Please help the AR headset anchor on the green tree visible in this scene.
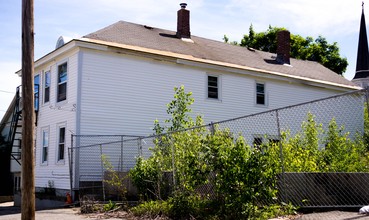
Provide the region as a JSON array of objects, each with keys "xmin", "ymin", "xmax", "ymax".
[{"xmin": 232, "ymin": 25, "xmax": 348, "ymax": 75}]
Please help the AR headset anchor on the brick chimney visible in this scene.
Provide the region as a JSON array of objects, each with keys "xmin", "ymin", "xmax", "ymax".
[
  {"xmin": 177, "ymin": 3, "xmax": 191, "ymax": 39},
  {"xmin": 276, "ymin": 30, "xmax": 290, "ymax": 65}
]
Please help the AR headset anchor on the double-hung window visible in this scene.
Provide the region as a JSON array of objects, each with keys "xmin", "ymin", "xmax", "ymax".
[
  {"xmin": 42, "ymin": 128, "xmax": 49, "ymax": 164},
  {"xmin": 57, "ymin": 63, "xmax": 67, "ymax": 102},
  {"xmin": 57, "ymin": 126, "xmax": 66, "ymax": 161},
  {"xmin": 208, "ymin": 75, "xmax": 219, "ymax": 99},
  {"xmin": 256, "ymin": 82, "xmax": 266, "ymax": 105},
  {"xmin": 34, "ymin": 75, "xmax": 40, "ymax": 111},
  {"xmin": 44, "ymin": 71, "xmax": 50, "ymax": 104}
]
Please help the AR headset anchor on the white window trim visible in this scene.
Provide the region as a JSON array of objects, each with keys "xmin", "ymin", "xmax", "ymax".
[
  {"xmin": 43, "ymin": 69, "xmax": 51, "ymax": 105},
  {"xmin": 56, "ymin": 60, "xmax": 68, "ymax": 104},
  {"xmin": 41, "ymin": 126, "xmax": 50, "ymax": 165},
  {"xmin": 206, "ymin": 73, "xmax": 222, "ymax": 101},
  {"xmin": 56, "ymin": 122, "xmax": 67, "ymax": 164},
  {"xmin": 255, "ymin": 81, "xmax": 267, "ymax": 107}
]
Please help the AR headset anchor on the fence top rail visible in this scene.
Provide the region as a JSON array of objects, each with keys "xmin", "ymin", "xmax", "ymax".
[
  {"xmin": 72, "ymin": 134, "xmax": 143, "ymax": 138},
  {"xmin": 133, "ymin": 88, "xmax": 367, "ymax": 141},
  {"xmin": 72, "ymin": 139, "xmax": 131, "ymax": 149}
]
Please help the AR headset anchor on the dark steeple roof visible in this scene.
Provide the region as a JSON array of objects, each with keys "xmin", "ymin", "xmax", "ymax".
[{"xmin": 354, "ymin": 4, "xmax": 369, "ymax": 79}]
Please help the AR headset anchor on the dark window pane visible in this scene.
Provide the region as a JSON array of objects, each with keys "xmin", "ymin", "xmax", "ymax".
[
  {"xmin": 44, "ymin": 87, "xmax": 50, "ymax": 103},
  {"xmin": 253, "ymin": 137, "xmax": 263, "ymax": 146},
  {"xmin": 58, "ymin": 83, "xmax": 67, "ymax": 102},
  {"xmin": 43, "ymin": 147, "xmax": 48, "ymax": 162},
  {"xmin": 256, "ymin": 83, "xmax": 264, "ymax": 93},
  {"xmin": 59, "ymin": 127, "xmax": 65, "ymax": 143},
  {"xmin": 58, "ymin": 144, "xmax": 64, "ymax": 160},
  {"xmin": 208, "ymin": 76, "xmax": 218, "ymax": 99},
  {"xmin": 257, "ymin": 94, "xmax": 265, "ymax": 105}
]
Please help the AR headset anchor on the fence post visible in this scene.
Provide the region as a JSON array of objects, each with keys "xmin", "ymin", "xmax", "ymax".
[
  {"xmin": 138, "ymin": 138, "xmax": 142, "ymax": 157},
  {"xmin": 210, "ymin": 122, "xmax": 215, "ymax": 135},
  {"xmin": 99, "ymin": 144, "xmax": 106, "ymax": 202},
  {"xmin": 68, "ymin": 135, "xmax": 74, "ymax": 200},
  {"xmin": 275, "ymin": 109, "xmax": 286, "ymax": 203},
  {"xmin": 171, "ymin": 135, "xmax": 176, "ymax": 190},
  {"xmin": 120, "ymin": 136, "xmax": 124, "ymax": 172},
  {"xmin": 365, "ymin": 87, "xmax": 369, "ymax": 122}
]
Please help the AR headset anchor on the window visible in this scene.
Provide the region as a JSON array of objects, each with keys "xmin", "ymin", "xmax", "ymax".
[
  {"xmin": 44, "ymin": 71, "xmax": 50, "ymax": 103},
  {"xmin": 42, "ymin": 128, "xmax": 49, "ymax": 163},
  {"xmin": 57, "ymin": 126, "xmax": 65, "ymax": 161},
  {"xmin": 256, "ymin": 82, "xmax": 265, "ymax": 105},
  {"xmin": 34, "ymin": 75, "xmax": 40, "ymax": 111},
  {"xmin": 208, "ymin": 75, "xmax": 218, "ymax": 99},
  {"xmin": 253, "ymin": 137, "xmax": 263, "ymax": 147},
  {"xmin": 57, "ymin": 63, "xmax": 67, "ymax": 102}
]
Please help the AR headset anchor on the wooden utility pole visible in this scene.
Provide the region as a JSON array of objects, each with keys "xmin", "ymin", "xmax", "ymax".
[{"xmin": 21, "ymin": 0, "xmax": 35, "ymax": 219}]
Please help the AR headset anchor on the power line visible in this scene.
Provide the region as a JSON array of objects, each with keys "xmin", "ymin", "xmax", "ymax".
[{"xmin": 0, "ymin": 89, "xmax": 14, "ymax": 94}]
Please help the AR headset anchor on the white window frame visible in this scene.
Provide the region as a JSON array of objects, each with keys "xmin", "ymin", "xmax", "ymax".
[
  {"xmin": 56, "ymin": 123, "xmax": 66, "ymax": 164},
  {"xmin": 41, "ymin": 127, "xmax": 49, "ymax": 165},
  {"xmin": 255, "ymin": 81, "xmax": 267, "ymax": 106},
  {"xmin": 206, "ymin": 74, "xmax": 221, "ymax": 101},
  {"xmin": 57, "ymin": 61, "xmax": 68, "ymax": 103},
  {"xmin": 43, "ymin": 70, "xmax": 51, "ymax": 104}
]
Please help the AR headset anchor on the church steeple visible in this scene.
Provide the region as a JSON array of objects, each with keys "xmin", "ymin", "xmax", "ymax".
[{"xmin": 354, "ymin": 2, "xmax": 369, "ymax": 79}]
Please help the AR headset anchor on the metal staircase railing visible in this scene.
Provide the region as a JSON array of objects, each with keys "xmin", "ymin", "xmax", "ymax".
[
  {"xmin": 7, "ymin": 85, "xmax": 39, "ymax": 165},
  {"xmin": 8, "ymin": 86, "xmax": 22, "ymax": 165}
]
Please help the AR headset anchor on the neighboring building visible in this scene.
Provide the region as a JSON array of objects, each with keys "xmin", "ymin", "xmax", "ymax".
[
  {"xmin": 353, "ymin": 5, "xmax": 369, "ymax": 87},
  {"xmin": 3, "ymin": 4, "xmax": 363, "ymax": 196}
]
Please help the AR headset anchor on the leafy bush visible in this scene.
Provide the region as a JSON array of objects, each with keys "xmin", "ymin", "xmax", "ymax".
[
  {"xmin": 130, "ymin": 86, "xmax": 369, "ymax": 219},
  {"xmin": 130, "ymin": 200, "xmax": 171, "ymax": 218}
]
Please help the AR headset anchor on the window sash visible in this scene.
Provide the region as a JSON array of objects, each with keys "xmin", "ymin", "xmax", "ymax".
[
  {"xmin": 42, "ymin": 130, "xmax": 49, "ymax": 163},
  {"xmin": 58, "ymin": 127, "xmax": 65, "ymax": 161},
  {"xmin": 208, "ymin": 76, "xmax": 218, "ymax": 99},
  {"xmin": 44, "ymin": 71, "xmax": 50, "ymax": 103},
  {"xmin": 57, "ymin": 63, "xmax": 67, "ymax": 102},
  {"xmin": 256, "ymin": 83, "xmax": 265, "ymax": 105},
  {"xmin": 57, "ymin": 82, "xmax": 67, "ymax": 102}
]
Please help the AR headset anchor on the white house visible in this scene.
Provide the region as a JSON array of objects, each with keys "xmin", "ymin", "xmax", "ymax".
[{"xmin": 5, "ymin": 3, "xmax": 363, "ymax": 197}]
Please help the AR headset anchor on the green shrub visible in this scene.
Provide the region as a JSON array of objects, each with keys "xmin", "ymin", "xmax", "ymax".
[
  {"xmin": 103, "ymin": 200, "xmax": 117, "ymax": 212},
  {"xmin": 131, "ymin": 200, "xmax": 171, "ymax": 218}
]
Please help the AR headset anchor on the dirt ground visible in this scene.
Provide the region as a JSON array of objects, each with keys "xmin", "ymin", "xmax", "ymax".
[{"xmin": 1, "ymin": 201, "xmax": 369, "ymax": 220}]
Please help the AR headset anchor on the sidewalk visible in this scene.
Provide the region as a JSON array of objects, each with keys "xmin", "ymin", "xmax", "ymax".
[{"xmin": 295, "ymin": 211, "xmax": 369, "ymax": 220}]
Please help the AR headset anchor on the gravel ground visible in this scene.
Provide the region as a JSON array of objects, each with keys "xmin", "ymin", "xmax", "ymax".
[
  {"xmin": 0, "ymin": 202, "xmax": 127, "ymax": 220},
  {"xmin": 1, "ymin": 201, "xmax": 369, "ymax": 220}
]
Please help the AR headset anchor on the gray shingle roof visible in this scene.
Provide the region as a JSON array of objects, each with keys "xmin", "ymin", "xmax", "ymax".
[{"xmin": 83, "ymin": 21, "xmax": 357, "ymax": 88}]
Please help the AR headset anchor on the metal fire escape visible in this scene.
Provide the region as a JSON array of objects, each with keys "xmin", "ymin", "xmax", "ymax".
[{"xmin": 7, "ymin": 85, "xmax": 39, "ymax": 165}]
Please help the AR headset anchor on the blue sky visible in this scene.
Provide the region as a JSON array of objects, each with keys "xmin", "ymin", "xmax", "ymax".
[{"xmin": 0, "ymin": 0, "xmax": 364, "ymax": 118}]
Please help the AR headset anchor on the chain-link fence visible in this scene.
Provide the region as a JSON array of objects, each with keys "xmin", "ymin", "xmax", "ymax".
[{"xmin": 70, "ymin": 88, "xmax": 369, "ymax": 207}]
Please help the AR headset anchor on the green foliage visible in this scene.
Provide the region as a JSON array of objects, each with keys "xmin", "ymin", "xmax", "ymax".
[
  {"xmin": 237, "ymin": 25, "xmax": 348, "ymax": 74},
  {"xmin": 130, "ymin": 200, "xmax": 171, "ymax": 218},
  {"xmin": 278, "ymin": 113, "xmax": 321, "ymax": 172},
  {"xmin": 364, "ymin": 104, "xmax": 369, "ymax": 151},
  {"xmin": 103, "ymin": 200, "xmax": 117, "ymax": 212},
  {"xmin": 168, "ymin": 193, "xmax": 212, "ymax": 219},
  {"xmin": 204, "ymin": 129, "xmax": 279, "ymax": 219},
  {"xmin": 101, "ymin": 155, "xmax": 127, "ymax": 201},
  {"xmin": 274, "ymin": 113, "xmax": 369, "ymax": 172},
  {"xmin": 130, "ymin": 86, "xmax": 369, "ymax": 219}
]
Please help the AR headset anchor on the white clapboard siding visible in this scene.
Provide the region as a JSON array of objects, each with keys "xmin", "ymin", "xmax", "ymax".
[{"xmin": 34, "ymin": 50, "xmax": 79, "ymax": 190}]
